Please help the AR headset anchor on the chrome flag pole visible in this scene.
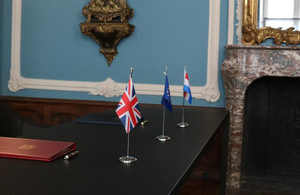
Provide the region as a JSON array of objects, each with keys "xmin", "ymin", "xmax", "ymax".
[
  {"xmin": 177, "ymin": 94, "xmax": 189, "ymax": 127},
  {"xmin": 117, "ymin": 68, "xmax": 141, "ymax": 163},
  {"xmin": 177, "ymin": 66, "xmax": 192, "ymax": 128},
  {"xmin": 156, "ymin": 67, "xmax": 171, "ymax": 142}
]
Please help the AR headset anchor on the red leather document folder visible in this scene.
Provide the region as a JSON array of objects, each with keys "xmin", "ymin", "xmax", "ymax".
[{"xmin": 0, "ymin": 137, "xmax": 76, "ymax": 161}]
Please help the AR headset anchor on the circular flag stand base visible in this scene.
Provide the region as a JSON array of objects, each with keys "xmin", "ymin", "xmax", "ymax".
[
  {"xmin": 177, "ymin": 122, "xmax": 189, "ymax": 128},
  {"xmin": 156, "ymin": 135, "xmax": 171, "ymax": 142},
  {"xmin": 119, "ymin": 156, "xmax": 137, "ymax": 164}
]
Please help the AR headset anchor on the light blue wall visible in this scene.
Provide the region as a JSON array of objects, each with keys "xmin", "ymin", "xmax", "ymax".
[
  {"xmin": 0, "ymin": 0, "xmax": 3, "ymax": 95},
  {"xmin": 1, "ymin": 0, "xmax": 228, "ymax": 107},
  {"xmin": 2, "ymin": 1, "xmax": 13, "ymax": 98}
]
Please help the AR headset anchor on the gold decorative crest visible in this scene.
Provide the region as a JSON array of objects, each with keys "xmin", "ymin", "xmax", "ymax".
[{"xmin": 80, "ymin": 0, "xmax": 135, "ymax": 66}]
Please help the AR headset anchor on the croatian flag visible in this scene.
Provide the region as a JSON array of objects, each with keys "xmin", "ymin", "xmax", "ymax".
[
  {"xmin": 116, "ymin": 78, "xmax": 141, "ymax": 133},
  {"xmin": 183, "ymin": 69, "xmax": 192, "ymax": 104}
]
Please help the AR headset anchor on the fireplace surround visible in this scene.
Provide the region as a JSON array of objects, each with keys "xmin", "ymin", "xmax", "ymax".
[{"xmin": 222, "ymin": 45, "xmax": 300, "ymax": 193}]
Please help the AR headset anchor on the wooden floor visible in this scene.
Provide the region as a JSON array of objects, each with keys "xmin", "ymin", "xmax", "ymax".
[{"xmin": 179, "ymin": 178, "xmax": 220, "ymax": 195}]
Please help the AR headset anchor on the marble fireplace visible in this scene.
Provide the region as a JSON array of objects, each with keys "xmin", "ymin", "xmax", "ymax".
[{"xmin": 222, "ymin": 45, "xmax": 300, "ymax": 193}]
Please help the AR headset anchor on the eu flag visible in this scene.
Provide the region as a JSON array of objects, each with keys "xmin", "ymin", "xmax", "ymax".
[{"xmin": 161, "ymin": 75, "xmax": 172, "ymax": 113}]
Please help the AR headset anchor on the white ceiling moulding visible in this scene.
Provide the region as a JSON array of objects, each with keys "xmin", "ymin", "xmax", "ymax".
[{"xmin": 9, "ymin": 0, "xmax": 221, "ymax": 102}]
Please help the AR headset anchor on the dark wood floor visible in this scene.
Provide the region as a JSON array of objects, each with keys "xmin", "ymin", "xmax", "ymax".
[{"xmin": 179, "ymin": 178, "xmax": 220, "ymax": 195}]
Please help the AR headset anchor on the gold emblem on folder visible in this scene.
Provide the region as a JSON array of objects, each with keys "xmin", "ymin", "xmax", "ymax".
[{"xmin": 19, "ymin": 145, "xmax": 37, "ymax": 150}]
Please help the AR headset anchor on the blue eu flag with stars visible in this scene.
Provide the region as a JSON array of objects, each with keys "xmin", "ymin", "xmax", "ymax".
[{"xmin": 161, "ymin": 75, "xmax": 172, "ymax": 113}]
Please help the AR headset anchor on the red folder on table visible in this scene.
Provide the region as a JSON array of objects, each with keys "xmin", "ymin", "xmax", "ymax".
[{"xmin": 0, "ymin": 137, "xmax": 76, "ymax": 161}]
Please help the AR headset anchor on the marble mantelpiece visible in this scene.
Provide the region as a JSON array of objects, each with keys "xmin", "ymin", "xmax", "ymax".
[{"xmin": 222, "ymin": 45, "xmax": 300, "ymax": 190}]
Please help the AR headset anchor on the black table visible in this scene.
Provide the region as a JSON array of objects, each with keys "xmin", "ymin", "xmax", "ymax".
[{"xmin": 0, "ymin": 106, "xmax": 229, "ymax": 195}]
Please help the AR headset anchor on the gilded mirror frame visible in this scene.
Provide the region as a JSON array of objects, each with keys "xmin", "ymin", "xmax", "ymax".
[{"xmin": 242, "ymin": 0, "xmax": 300, "ymax": 45}]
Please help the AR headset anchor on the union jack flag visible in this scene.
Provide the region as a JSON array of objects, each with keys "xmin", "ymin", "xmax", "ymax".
[{"xmin": 116, "ymin": 78, "xmax": 141, "ymax": 133}]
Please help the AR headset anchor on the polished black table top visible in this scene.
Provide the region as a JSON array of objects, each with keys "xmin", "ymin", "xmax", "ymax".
[{"xmin": 0, "ymin": 106, "xmax": 228, "ymax": 195}]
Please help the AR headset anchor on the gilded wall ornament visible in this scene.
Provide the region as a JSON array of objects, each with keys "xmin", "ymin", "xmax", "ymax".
[{"xmin": 80, "ymin": 0, "xmax": 135, "ymax": 66}]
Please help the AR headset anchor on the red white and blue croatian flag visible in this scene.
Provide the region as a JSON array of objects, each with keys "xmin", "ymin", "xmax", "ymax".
[
  {"xmin": 116, "ymin": 78, "xmax": 141, "ymax": 133},
  {"xmin": 183, "ymin": 68, "xmax": 192, "ymax": 104}
]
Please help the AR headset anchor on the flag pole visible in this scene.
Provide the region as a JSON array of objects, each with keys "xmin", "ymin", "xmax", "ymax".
[
  {"xmin": 177, "ymin": 66, "xmax": 189, "ymax": 128},
  {"xmin": 162, "ymin": 106, "xmax": 166, "ymax": 136},
  {"xmin": 156, "ymin": 67, "xmax": 171, "ymax": 142},
  {"xmin": 119, "ymin": 67, "xmax": 137, "ymax": 163},
  {"xmin": 126, "ymin": 131, "xmax": 130, "ymax": 157},
  {"xmin": 182, "ymin": 95, "xmax": 185, "ymax": 123},
  {"xmin": 127, "ymin": 68, "xmax": 133, "ymax": 157}
]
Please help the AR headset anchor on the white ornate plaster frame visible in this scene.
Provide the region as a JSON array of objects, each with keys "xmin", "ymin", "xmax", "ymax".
[
  {"xmin": 9, "ymin": 0, "xmax": 221, "ymax": 102},
  {"xmin": 227, "ymin": 0, "xmax": 235, "ymax": 45},
  {"xmin": 236, "ymin": 0, "xmax": 243, "ymax": 44}
]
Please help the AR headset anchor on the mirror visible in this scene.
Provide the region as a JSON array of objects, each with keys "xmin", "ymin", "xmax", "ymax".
[
  {"xmin": 258, "ymin": 0, "xmax": 300, "ymax": 30},
  {"xmin": 242, "ymin": 0, "xmax": 300, "ymax": 45}
]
